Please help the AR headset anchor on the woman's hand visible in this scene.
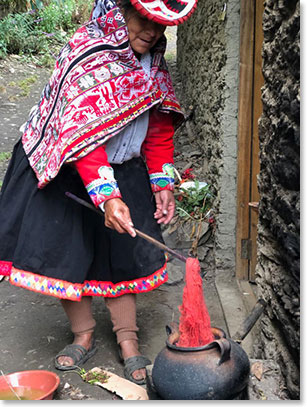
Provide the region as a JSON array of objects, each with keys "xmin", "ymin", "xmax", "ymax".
[
  {"xmin": 154, "ymin": 190, "xmax": 176, "ymax": 225},
  {"xmin": 103, "ymin": 198, "xmax": 136, "ymax": 237}
]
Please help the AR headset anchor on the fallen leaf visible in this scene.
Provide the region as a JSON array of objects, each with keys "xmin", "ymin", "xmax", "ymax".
[
  {"xmin": 86, "ymin": 367, "xmax": 149, "ymax": 400},
  {"xmin": 251, "ymin": 361, "xmax": 263, "ymax": 380},
  {"xmin": 258, "ymin": 389, "xmax": 267, "ymax": 400}
]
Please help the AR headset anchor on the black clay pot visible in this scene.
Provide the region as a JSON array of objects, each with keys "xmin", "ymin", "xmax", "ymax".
[{"xmin": 151, "ymin": 325, "xmax": 250, "ymax": 400}]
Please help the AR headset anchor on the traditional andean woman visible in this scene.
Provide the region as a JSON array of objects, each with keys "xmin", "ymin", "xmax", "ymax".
[{"xmin": 0, "ymin": 0, "xmax": 197, "ymax": 384}]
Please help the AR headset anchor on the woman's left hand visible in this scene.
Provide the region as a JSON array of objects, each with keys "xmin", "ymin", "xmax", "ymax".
[{"xmin": 154, "ymin": 190, "xmax": 176, "ymax": 225}]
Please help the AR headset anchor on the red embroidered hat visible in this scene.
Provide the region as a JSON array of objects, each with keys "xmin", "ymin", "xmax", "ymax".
[{"xmin": 130, "ymin": 0, "xmax": 198, "ymax": 26}]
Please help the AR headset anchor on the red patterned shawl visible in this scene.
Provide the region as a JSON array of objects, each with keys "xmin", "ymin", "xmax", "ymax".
[{"xmin": 22, "ymin": 3, "xmax": 183, "ymax": 188}]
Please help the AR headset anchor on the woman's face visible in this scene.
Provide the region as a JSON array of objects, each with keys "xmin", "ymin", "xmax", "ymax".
[{"xmin": 124, "ymin": 10, "xmax": 166, "ymax": 56}]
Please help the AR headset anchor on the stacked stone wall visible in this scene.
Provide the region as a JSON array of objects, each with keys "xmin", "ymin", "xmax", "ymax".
[
  {"xmin": 256, "ymin": 0, "xmax": 300, "ymax": 399},
  {"xmin": 177, "ymin": 0, "xmax": 226, "ymax": 194},
  {"xmin": 176, "ymin": 0, "xmax": 240, "ymax": 275}
]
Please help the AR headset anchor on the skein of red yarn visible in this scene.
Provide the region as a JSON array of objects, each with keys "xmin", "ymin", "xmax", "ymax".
[{"xmin": 177, "ymin": 257, "xmax": 214, "ymax": 347}]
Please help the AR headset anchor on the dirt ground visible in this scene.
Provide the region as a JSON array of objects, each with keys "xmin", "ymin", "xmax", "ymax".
[
  {"xmin": 0, "ymin": 28, "xmax": 285, "ymax": 401},
  {"xmin": 0, "ymin": 34, "xmax": 227, "ymax": 401}
]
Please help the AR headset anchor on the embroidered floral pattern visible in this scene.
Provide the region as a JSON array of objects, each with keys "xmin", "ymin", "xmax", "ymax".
[
  {"xmin": 150, "ymin": 163, "xmax": 175, "ymax": 192},
  {"xmin": 85, "ymin": 165, "xmax": 122, "ymax": 206},
  {"xmin": 8, "ymin": 264, "xmax": 168, "ymax": 300}
]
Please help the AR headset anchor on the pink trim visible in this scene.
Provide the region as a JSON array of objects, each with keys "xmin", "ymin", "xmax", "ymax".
[
  {"xmin": 0, "ymin": 260, "xmax": 12, "ymax": 276},
  {"xmin": 8, "ymin": 263, "xmax": 168, "ymax": 301}
]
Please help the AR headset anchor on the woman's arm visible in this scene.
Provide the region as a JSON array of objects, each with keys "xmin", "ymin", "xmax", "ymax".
[
  {"xmin": 73, "ymin": 146, "xmax": 122, "ymax": 207},
  {"xmin": 73, "ymin": 146, "xmax": 135, "ymax": 237},
  {"xmin": 142, "ymin": 109, "xmax": 176, "ymax": 224}
]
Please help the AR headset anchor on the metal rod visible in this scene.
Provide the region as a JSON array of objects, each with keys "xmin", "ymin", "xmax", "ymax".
[{"xmin": 65, "ymin": 192, "xmax": 188, "ymax": 263}]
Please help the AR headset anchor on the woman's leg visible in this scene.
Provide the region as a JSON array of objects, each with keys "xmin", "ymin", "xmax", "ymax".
[
  {"xmin": 57, "ymin": 296, "xmax": 96, "ymax": 367},
  {"xmin": 105, "ymin": 294, "xmax": 146, "ymax": 382},
  {"xmin": 104, "ymin": 294, "xmax": 139, "ymax": 344}
]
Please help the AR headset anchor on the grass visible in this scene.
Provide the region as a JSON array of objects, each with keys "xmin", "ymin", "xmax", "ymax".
[
  {"xmin": 0, "ymin": 152, "xmax": 12, "ymax": 189},
  {"xmin": 8, "ymin": 75, "xmax": 38, "ymax": 97},
  {"xmin": 0, "ymin": 152, "xmax": 12, "ymax": 162}
]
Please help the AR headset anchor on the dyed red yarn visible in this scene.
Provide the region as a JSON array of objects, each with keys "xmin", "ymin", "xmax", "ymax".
[{"xmin": 177, "ymin": 257, "xmax": 215, "ymax": 347}]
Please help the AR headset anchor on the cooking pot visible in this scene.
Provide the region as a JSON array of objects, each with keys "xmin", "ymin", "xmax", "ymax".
[{"xmin": 151, "ymin": 325, "xmax": 250, "ymax": 400}]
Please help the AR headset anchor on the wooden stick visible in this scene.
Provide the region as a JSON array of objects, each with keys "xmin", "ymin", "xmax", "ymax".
[
  {"xmin": 133, "ymin": 228, "xmax": 187, "ymax": 263},
  {"xmin": 232, "ymin": 299, "xmax": 266, "ymax": 343},
  {"xmin": 65, "ymin": 192, "xmax": 188, "ymax": 263}
]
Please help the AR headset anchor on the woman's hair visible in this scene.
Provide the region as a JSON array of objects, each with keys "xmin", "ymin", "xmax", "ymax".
[{"xmin": 117, "ymin": 0, "xmax": 134, "ymax": 13}]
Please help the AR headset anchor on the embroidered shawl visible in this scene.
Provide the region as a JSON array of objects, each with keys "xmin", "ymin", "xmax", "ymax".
[{"xmin": 22, "ymin": 0, "xmax": 183, "ymax": 188}]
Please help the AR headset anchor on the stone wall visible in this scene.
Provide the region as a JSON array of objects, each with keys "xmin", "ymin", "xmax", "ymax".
[
  {"xmin": 176, "ymin": 0, "xmax": 241, "ymax": 276},
  {"xmin": 255, "ymin": 0, "xmax": 300, "ymax": 399}
]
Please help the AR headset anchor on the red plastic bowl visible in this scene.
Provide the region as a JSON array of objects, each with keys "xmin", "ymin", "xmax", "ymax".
[{"xmin": 0, "ymin": 370, "xmax": 60, "ymax": 400}]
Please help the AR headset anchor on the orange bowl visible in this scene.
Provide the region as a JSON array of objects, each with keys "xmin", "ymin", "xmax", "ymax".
[{"xmin": 0, "ymin": 370, "xmax": 60, "ymax": 400}]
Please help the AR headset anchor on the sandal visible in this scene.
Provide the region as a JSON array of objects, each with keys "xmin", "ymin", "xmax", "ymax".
[
  {"xmin": 54, "ymin": 338, "xmax": 97, "ymax": 371},
  {"xmin": 118, "ymin": 347, "xmax": 151, "ymax": 385}
]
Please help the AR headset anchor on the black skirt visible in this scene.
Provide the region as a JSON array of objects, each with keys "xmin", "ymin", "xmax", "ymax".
[{"xmin": 0, "ymin": 140, "xmax": 167, "ymax": 300}]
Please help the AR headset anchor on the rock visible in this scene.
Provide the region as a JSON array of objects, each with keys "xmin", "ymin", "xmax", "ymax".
[{"xmin": 165, "ymin": 262, "xmax": 184, "ymax": 286}]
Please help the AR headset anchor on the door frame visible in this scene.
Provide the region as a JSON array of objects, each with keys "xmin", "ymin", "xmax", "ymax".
[{"xmin": 236, "ymin": 0, "xmax": 263, "ymax": 280}]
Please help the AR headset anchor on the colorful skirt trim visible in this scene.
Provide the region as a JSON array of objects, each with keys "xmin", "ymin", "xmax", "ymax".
[
  {"xmin": 3, "ymin": 262, "xmax": 167, "ymax": 301},
  {"xmin": 0, "ymin": 141, "xmax": 168, "ymax": 300}
]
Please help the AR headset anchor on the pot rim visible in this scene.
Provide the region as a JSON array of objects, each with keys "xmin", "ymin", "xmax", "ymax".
[{"xmin": 166, "ymin": 326, "xmax": 227, "ymax": 352}]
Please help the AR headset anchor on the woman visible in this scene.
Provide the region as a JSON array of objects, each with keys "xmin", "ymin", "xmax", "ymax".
[{"xmin": 0, "ymin": 0, "xmax": 197, "ymax": 384}]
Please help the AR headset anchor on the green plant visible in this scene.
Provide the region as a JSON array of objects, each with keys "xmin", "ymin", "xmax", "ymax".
[
  {"xmin": 75, "ymin": 368, "xmax": 109, "ymax": 385},
  {"xmin": 0, "ymin": 152, "xmax": 12, "ymax": 162},
  {"xmin": 0, "ymin": 39, "xmax": 7, "ymax": 59},
  {"xmin": 0, "ymin": 12, "xmax": 35, "ymax": 55},
  {"xmin": 0, "ymin": 0, "xmax": 92, "ymax": 63},
  {"xmin": 29, "ymin": 0, "xmax": 44, "ymax": 10},
  {"xmin": 37, "ymin": 0, "xmax": 73, "ymax": 33},
  {"xmin": 9, "ymin": 76, "xmax": 38, "ymax": 97},
  {"xmin": 175, "ymin": 181, "xmax": 213, "ymax": 221}
]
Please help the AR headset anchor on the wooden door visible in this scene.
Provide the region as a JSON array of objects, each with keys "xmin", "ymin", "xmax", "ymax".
[{"xmin": 236, "ymin": 0, "xmax": 264, "ymax": 281}]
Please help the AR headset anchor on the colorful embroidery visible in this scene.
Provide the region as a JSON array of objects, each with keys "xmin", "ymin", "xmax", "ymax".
[
  {"xmin": 86, "ymin": 165, "xmax": 122, "ymax": 206},
  {"xmin": 10, "ymin": 268, "xmax": 83, "ymax": 300},
  {"xmin": 82, "ymin": 265, "xmax": 168, "ymax": 297},
  {"xmin": 150, "ymin": 163, "xmax": 175, "ymax": 192},
  {"xmin": 21, "ymin": 1, "xmax": 183, "ymax": 189},
  {"xmin": 9, "ymin": 263, "xmax": 168, "ymax": 301}
]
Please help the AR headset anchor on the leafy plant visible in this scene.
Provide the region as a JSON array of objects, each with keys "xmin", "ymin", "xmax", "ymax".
[
  {"xmin": 76, "ymin": 368, "xmax": 109, "ymax": 385},
  {"xmin": 0, "ymin": 12, "xmax": 36, "ymax": 55},
  {"xmin": 0, "ymin": 39, "xmax": 7, "ymax": 59},
  {"xmin": 175, "ymin": 181, "xmax": 213, "ymax": 221},
  {"xmin": 29, "ymin": 0, "xmax": 44, "ymax": 10},
  {"xmin": 0, "ymin": 0, "xmax": 92, "ymax": 63}
]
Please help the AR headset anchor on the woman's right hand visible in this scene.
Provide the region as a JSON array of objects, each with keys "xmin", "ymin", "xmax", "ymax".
[{"xmin": 103, "ymin": 198, "xmax": 136, "ymax": 238}]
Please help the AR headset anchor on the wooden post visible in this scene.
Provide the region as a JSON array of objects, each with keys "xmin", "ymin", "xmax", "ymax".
[
  {"xmin": 236, "ymin": 0, "xmax": 255, "ymax": 280},
  {"xmin": 249, "ymin": 0, "xmax": 264, "ymax": 281}
]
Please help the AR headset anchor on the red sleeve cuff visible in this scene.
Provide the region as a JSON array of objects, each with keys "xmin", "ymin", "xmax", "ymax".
[{"xmin": 73, "ymin": 146, "xmax": 122, "ymax": 207}]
